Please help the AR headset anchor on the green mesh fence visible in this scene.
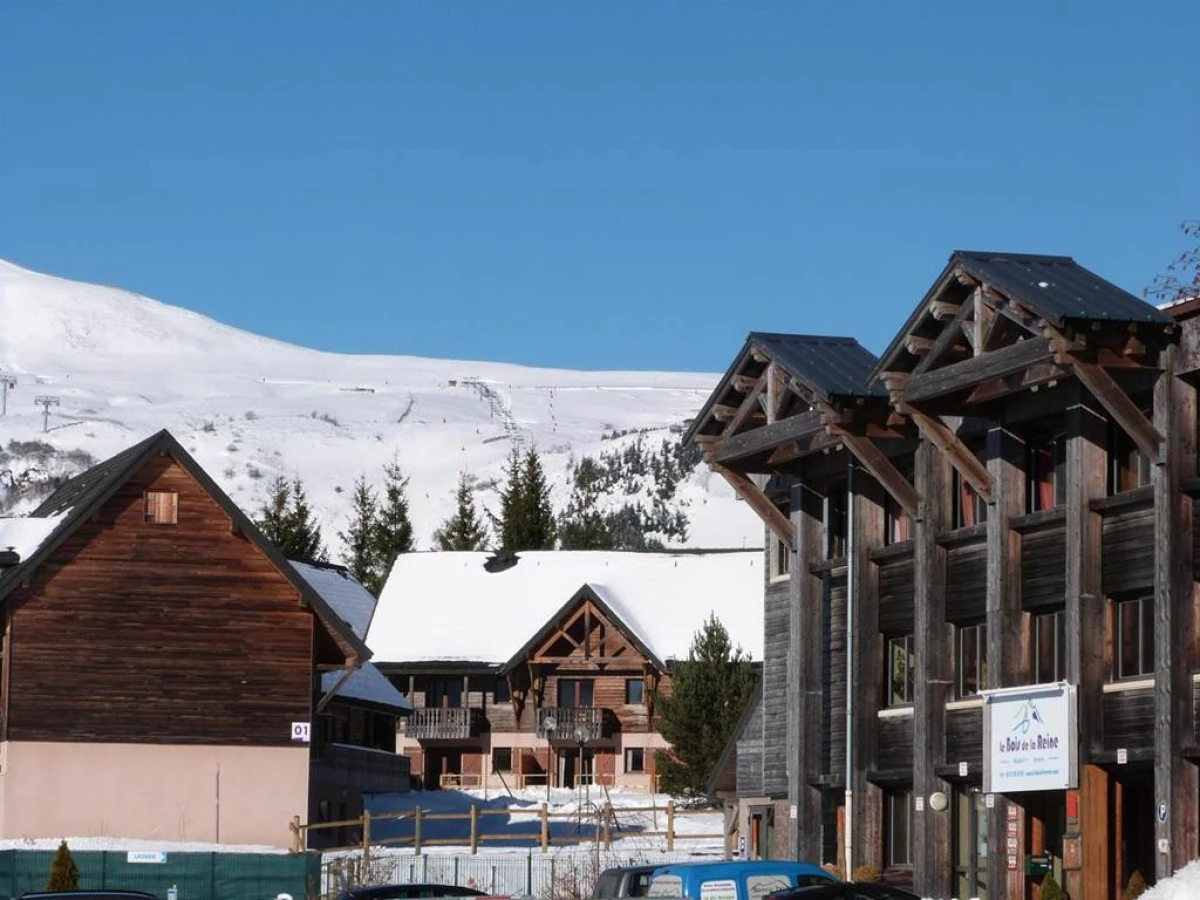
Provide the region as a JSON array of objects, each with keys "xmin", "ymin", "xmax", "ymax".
[{"xmin": 0, "ymin": 849, "xmax": 320, "ymax": 900}]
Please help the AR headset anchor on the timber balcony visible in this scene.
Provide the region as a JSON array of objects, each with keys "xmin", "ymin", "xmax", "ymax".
[
  {"xmin": 402, "ymin": 707, "xmax": 485, "ymax": 740},
  {"xmin": 536, "ymin": 706, "xmax": 609, "ymax": 740}
]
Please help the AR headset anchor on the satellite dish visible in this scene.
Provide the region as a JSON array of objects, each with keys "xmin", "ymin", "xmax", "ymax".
[{"xmin": 543, "ymin": 717, "xmax": 557, "ymax": 732}]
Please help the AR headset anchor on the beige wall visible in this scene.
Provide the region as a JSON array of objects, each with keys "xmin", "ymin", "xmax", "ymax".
[{"xmin": 0, "ymin": 742, "xmax": 308, "ymax": 847}]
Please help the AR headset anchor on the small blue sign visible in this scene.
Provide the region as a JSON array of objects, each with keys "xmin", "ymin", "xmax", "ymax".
[{"xmin": 1157, "ymin": 801, "xmax": 1168, "ymax": 824}]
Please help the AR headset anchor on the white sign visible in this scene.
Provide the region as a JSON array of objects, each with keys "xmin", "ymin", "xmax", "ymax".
[
  {"xmin": 699, "ymin": 879, "xmax": 738, "ymax": 900},
  {"xmin": 1118, "ymin": 748, "xmax": 1128, "ymax": 765},
  {"xmin": 127, "ymin": 851, "xmax": 167, "ymax": 864},
  {"xmin": 959, "ymin": 761, "xmax": 969, "ymax": 777},
  {"xmin": 983, "ymin": 682, "xmax": 1077, "ymax": 793},
  {"xmin": 738, "ymin": 835, "xmax": 747, "ymax": 859},
  {"xmin": 985, "ymin": 793, "xmax": 996, "ymax": 809},
  {"xmin": 291, "ymin": 721, "xmax": 311, "ymax": 743},
  {"xmin": 789, "ymin": 804, "xmax": 797, "ymax": 820},
  {"xmin": 914, "ymin": 795, "xmax": 925, "ymax": 812}
]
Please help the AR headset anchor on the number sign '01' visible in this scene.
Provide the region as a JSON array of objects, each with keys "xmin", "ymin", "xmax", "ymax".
[{"xmin": 983, "ymin": 682, "xmax": 1077, "ymax": 794}]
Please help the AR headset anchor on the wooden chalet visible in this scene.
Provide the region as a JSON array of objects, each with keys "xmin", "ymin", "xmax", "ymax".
[
  {"xmin": 0, "ymin": 429, "xmax": 368, "ymax": 847},
  {"xmin": 687, "ymin": 251, "xmax": 1199, "ymax": 899},
  {"xmin": 368, "ymin": 550, "xmax": 762, "ymax": 793}
]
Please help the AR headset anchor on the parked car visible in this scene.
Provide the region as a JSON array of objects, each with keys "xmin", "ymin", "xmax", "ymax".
[
  {"xmin": 646, "ymin": 861, "xmax": 836, "ymax": 900},
  {"xmin": 335, "ymin": 885, "xmax": 495, "ymax": 900},
  {"xmin": 765, "ymin": 884, "xmax": 920, "ymax": 900},
  {"xmin": 19, "ymin": 893, "xmax": 160, "ymax": 900},
  {"xmin": 593, "ymin": 865, "xmax": 661, "ymax": 899}
]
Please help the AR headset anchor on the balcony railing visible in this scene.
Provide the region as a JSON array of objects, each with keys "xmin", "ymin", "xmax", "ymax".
[
  {"xmin": 402, "ymin": 707, "xmax": 484, "ymax": 740},
  {"xmin": 536, "ymin": 706, "xmax": 606, "ymax": 740}
]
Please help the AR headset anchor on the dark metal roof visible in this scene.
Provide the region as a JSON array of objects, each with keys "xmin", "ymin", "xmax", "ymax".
[
  {"xmin": 2, "ymin": 429, "xmax": 369, "ymax": 664},
  {"xmin": 953, "ymin": 251, "xmax": 1172, "ymax": 326},
  {"xmin": 748, "ymin": 332, "xmax": 886, "ymax": 400}
]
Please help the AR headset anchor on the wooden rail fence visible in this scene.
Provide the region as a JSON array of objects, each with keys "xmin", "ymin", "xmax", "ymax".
[{"xmin": 291, "ymin": 801, "xmax": 722, "ymax": 864}]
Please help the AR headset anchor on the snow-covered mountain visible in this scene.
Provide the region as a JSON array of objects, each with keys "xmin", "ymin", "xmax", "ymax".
[{"xmin": 0, "ymin": 259, "xmax": 761, "ymax": 554}]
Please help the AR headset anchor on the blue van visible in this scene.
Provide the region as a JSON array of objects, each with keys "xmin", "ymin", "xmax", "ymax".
[{"xmin": 646, "ymin": 861, "xmax": 836, "ymax": 900}]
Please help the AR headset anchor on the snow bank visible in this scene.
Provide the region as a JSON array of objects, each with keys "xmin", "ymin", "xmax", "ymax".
[{"xmin": 1143, "ymin": 859, "xmax": 1200, "ymax": 899}]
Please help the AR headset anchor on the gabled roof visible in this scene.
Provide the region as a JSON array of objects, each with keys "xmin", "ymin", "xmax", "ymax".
[
  {"xmin": 370, "ymin": 550, "xmax": 763, "ymax": 668},
  {"xmin": 684, "ymin": 332, "xmax": 881, "ymax": 444},
  {"xmin": 498, "ymin": 583, "xmax": 667, "ymax": 674},
  {"xmin": 705, "ymin": 679, "xmax": 763, "ymax": 800},
  {"xmin": 0, "ymin": 429, "xmax": 369, "ymax": 665},
  {"xmin": 871, "ymin": 250, "xmax": 1172, "ymax": 382},
  {"xmin": 292, "ymin": 559, "xmax": 411, "ymax": 713}
]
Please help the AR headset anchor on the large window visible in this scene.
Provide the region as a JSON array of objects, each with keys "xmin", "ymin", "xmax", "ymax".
[
  {"xmin": 557, "ymin": 678, "xmax": 595, "ymax": 708},
  {"xmin": 1027, "ymin": 430, "xmax": 1066, "ymax": 513},
  {"xmin": 624, "ymin": 747, "xmax": 645, "ymax": 773},
  {"xmin": 887, "ymin": 635, "xmax": 915, "ymax": 707},
  {"xmin": 956, "ymin": 623, "xmax": 988, "ymax": 698},
  {"xmin": 770, "ymin": 533, "xmax": 791, "ymax": 580},
  {"xmin": 492, "ymin": 748, "xmax": 513, "ymax": 772},
  {"xmin": 1033, "ymin": 610, "xmax": 1067, "ymax": 684},
  {"xmin": 826, "ymin": 483, "xmax": 848, "ymax": 559},
  {"xmin": 952, "ymin": 470, "xmax": 988, "ymax": 528},
  {"xmin": 1109, "ymin": 412, "xmax": 1153, "ymax": 494},
  {"xmin": 1114, "ymin": 596, "xmax": 1155, "ymax": 680},
  {"xmin": 625, "ymin": 678, "xmax": 645, "ymax": 705},
  {"xmin": 886, "ymin": 789, "xmax": 913, "ymax": 868}
]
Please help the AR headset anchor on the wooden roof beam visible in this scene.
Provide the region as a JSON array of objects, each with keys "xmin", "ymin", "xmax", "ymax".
[
  {"xmin": 709, "ymin": 408, "xmax": 824, "ymax": 465},
  {"xmin": 731, "ymin": 374, "xmax": 760, "ymax": 393},
  {"xmin": 912, "ymin": 296, "xmax": 976, "ymax": 377},
  {"xmin": 837, "ymin": 431, "xmax": 920, "ymax": 516},
  {"xmin": 713, "ymin": 464, "xmax": 796, "ymax": 550},
  {"xmin": 722, "ymin": 374, "xmax": 769, "ymax": 437},
  {"xmin": 1071, "ymin": 361, "xmax": 1165, "ymax": 463},
  {"xmin": 905, "ymin": 335, "xmax": 936, "ymax": 356},
  {"xmin": 905, "ymin": 408, "xmax": 994, "ymax": 503}
]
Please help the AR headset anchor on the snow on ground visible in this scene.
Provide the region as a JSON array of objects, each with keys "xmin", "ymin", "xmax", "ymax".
[
  {"xmin": 372, "ymin": 550, "xmax": 764, "ymax": 664},
  {"xmin": 0, "ymin": 258, "xmax": 761, "ymax": 556},
  {"xmin": 1143, "ymin": 859, "xmax": 1200, "ymax": 899},
  {"xmin": 361, "ymin": 788, "xmax": 725, "ymax": 856}
]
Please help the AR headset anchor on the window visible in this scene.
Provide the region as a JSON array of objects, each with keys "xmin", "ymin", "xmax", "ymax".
[
  {"xmin": 1027, "ymin": 430, "xmax": 1066, "ymax": 512},
  {"xmin": 424, "ymin": 678, "xmax": 463, "ymax": 708},
  {"xmin": 1109, "ymin": 411, "xmax": 1153, "ymax": 494},
  {"xmin": 887, "ymin": 635, "xmax": 915, "ymax": 707},
  {"xmin": 1114, "ymin": 595, "xmax": 1155, "ymax": 680},
  {"xmin": 770, "ymin": 533, "xmax": 791, "ymax": 580},
  {"xmin": 493, "ymin": 677, "xmax": 511, "ymax": 703},
  {"xmin": 143, "ymin": 490, "xmax": 178, "ymax": 525},
  {"xmin": 625, "ymin": 678, "xmax": 645, "ymax": 705},
  {"xmin": 956, "ymin": 623, "xmax": 988, "ymax": 698},
  {"xmin": 557, "ymin": 678, "xmax": 595, "ymax": 708},
  {"xmin": 952, "ymin": 470, "xmax": 988, "ymax": 528},
  {"xmin": 492, "ymin": 748, "xmax": 513, "ymax": 772},
  {"xmin": 826, "ymin": 482, "xmax": 848, "ymax": 559},
  {"xmin": 1033, "ymin": 610, "xmax": 1066, "ymax": 684},
  {"xmin": 625, "ymin": 747, "xmax": 645, "ymax": 772},
  {"xmin": 883, "ymin": 493, "xmax": 912, "ymax": 545},
  {"xmin": 886, "ymin": 789, "xmax": 913, "ymax": 867}
]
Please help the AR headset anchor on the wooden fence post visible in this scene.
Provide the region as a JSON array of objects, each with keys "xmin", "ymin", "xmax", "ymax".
[
  {"xmin": 415, "ymin": 805, "xmax": 423, "ymax": 855},
  {"xmin": 541, "ymin": 802, "xmax": 549, "ymax": 853},
  {"xmin": 470, "ymin": 803, "xmax": 479, "ymax": 855},
  {"xmin": 666, "ymin": 800, "xmax": 675, "ymax": 852},
  {"xmin": 289, "ymin": 815, "xmax": 303, "ymax": 853},
  {"xmin": 361, "ymin": 808, "xmax": 372, "ymax": 873},
  {"xmin": 603, "ymin": 807, "xmax": 612, "ymax": 850}
]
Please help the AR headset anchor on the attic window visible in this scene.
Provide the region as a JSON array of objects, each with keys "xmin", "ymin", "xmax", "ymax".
[{"xmin": 144, "ymin": 491, "xmax": 179, "ymax": 525}]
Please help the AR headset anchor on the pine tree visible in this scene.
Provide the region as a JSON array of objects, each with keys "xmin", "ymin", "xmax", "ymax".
[
  {"xmin": 255, "ymin": 475, "xmax": 327, "ymax": 562},
  {"xmin": 370, "ymin": 455, "xmax": 415, "ymax": 591},
  {"xmin": 654, "ymin": 615, "xmax": 759, "ymax": 800},
  {"xmin": 46, "ymin": 840, "xmax": 80, "ymax": 891},
  {"xmin": 284, "ymin": 476, "xmax": 327, "ymax": 561},
  {"xmin": 559, "ymin": 457, "xmax": 615, "ymax": 549},
  {"xmin": 520, "ymin": 447, "xmax": 556, "ymax": 550},
  {"xmin": 1040, "ymin": 873, "xmax": 1066, "ymax": 900},
  {"xmin": 495, "ymin": 447, "xmax": 526, "ymax": 551},
  {"xmin": 433, "ymin": 472, "xmax": 490, "ymax": 551},
  {"xmin": 339, "ymin": 474, "xmax": 381, "ymax": 589}
]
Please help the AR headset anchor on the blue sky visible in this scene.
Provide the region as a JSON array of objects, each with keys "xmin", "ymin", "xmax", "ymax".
[{"xmin": 2, "ymin": 2, "xmax": 1197, "ymax": 372}]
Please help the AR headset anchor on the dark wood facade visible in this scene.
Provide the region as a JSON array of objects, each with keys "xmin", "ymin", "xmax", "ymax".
[
  {"xmin": 688, "ymin": 253, "xmax": 1200, "ymax": 898},
  {"xmin": 386, "ymin": 586, "xmax": 670, "ymax": 791}
]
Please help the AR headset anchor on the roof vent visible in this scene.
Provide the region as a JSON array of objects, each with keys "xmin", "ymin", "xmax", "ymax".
[
  {"xmin": 0, "ymin": 548, "xmax": 20, "ymax": 568},
  {"xmin": 483, "ymin": 551, "xmax": 520, "ymax": 574}
]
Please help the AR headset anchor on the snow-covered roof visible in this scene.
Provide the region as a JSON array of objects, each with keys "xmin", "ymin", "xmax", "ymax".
[
  {"xmin": 320, "ymin": 663, "xmax": 412, "ymax": 712},
  {"xmin": 370, "ymin": 550, "xmax": 763, "ymax": 667},
  {"xmin": 292, "ymin": 560, "xmax": 377, "ymax": 638},
  {"xmin": 291, "ymin": 559, "xmax": 411, "ymax": 713},
  {"xmin": 0, "ymin": 514, "xmax": 67, "ymax": 563}
]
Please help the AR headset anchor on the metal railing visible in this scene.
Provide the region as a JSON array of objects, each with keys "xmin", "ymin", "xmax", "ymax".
[
  {"xmin": 536, "ymin": 706, "xmax": 605, "ymax": 739},
  {"xmin": 403, "ymin": 707, "xmax": 483, "ymax": 740}
]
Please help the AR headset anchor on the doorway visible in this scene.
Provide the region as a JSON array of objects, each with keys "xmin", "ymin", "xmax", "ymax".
[
  {"xmin": 748, "ymin": 806, "xmax": 775, "ymax": 860},
  {"xmin": 1112, "ymin": 768, "xmax": 1155, "ymax": 897},
  {"xmin": 953, "ymin": 786, "xmax": 989, "ymax": 900},
  {"xmin": 558, "ymin": 746, "xmax": 595, "ymax": 787},
  {"xmin": 423, "ymin": 748, "xmax": 462, "ymax": 790}
]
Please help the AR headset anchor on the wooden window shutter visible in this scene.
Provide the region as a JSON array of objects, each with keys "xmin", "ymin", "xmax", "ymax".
[{"xmin": 144, "ymin": 490, "xmax": 179, "ymax": 525}]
